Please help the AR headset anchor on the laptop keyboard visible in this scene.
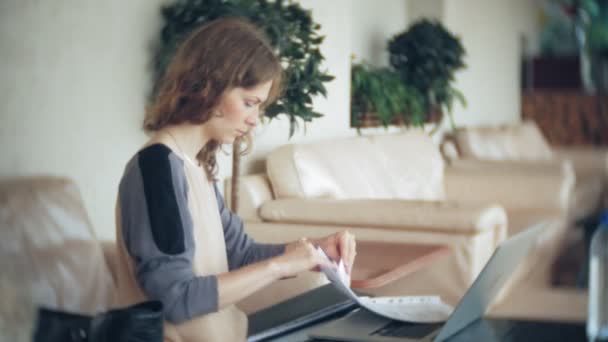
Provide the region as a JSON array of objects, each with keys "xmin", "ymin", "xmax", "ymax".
[
  {"xmin": 372, "ymin": 321, "xmax": 443, "ymax": 338},
  {"xmin": 445, "ymin": 319, "xmax": 586, "ymax": 341},
  {"xmin": 503, "ymin": 320, "xmax": 586, "ymax": 341}
]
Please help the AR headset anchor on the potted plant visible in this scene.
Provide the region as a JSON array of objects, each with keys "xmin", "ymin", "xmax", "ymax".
[
  {"xmin": 554, "ymin": 0, "xmax": 608, "ymax": 93},
  {"xmin": 583, "ymin": 0, "xmax": 608, "ymax": 93},
  {"xmin": 350, "ymin": 63, "xmax": 424, "ymax": 130},
  {"xmin": 388, "ymin": 19, "xmax": 467, "ymax": 130},
  {"xmin": 152, "ymin": 0, "xmax": 333, "ymax": 211}
]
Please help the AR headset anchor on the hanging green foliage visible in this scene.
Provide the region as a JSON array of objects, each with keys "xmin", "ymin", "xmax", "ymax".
[
  {"xmin": 350, "ymin": 63, "xmax": 424, "ymax": 129},
  {"xmin": 152, "ymin": 0, "xmax": 334, "ymax": 137}
]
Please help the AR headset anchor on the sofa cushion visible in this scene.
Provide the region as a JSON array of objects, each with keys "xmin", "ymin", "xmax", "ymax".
[
  {"xmin": 455, "ymin": 120, "xmax": 553, "ymax": 161},
  {"xmin": 0, "ymin": 177, "xmax": 115, "ymax": 314},
  {"xmin": 266, "ymin": 136, "xmax": 395, "ymax": 199},
  {"xmin": 266, "ymin": 131, "xmax": 445, "ymax": 201},
  {"xmin": 368, "ymin": 131, "xmax": 445, "ymax": 200},
  {"xmin": 259, "ymin": 198, "xmax": 506, "ymax": 236}
]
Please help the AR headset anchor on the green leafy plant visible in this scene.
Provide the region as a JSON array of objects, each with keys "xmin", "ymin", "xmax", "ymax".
[
  {"xmin": 153, "ymin": 0, "xmax": 334, "ymax": 137},
  {"xmin": 582, "ymin": 0, "xmax": 608, "ymax": 92},
  {"xmin": 350, "ymin": 63, "xmax": 424, "ymax": 129},
  {"xmin": 388, "ymin": 19, "xmax": 467, "ymax": 128},
  {"xmin": 558, "ymin": 0, "xmax": 601, "ymax": 46}
]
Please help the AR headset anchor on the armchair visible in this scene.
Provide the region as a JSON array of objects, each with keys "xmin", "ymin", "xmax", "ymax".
[
  {"xmin": 0, "ymin": 177, "xmax": 117, "ymax": 340},
  {"xmin": 442, "ymin": 120, "xmax": 607, "ymax": 228}
]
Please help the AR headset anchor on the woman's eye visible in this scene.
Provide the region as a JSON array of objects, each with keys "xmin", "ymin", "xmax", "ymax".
[{"xmin": 245, "ymin": 101, "xmax": 255, "ymax": 108}]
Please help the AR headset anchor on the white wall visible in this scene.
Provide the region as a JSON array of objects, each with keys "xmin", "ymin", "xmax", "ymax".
[
  {"xmin": 408, "ymin": 0, "xmax": 443, "ymax": 22},
  {"xmin": 0, "ymin": 0, "xmax": 539, "ymax": 239},
  {"xmin": 0, "ymin": 0, "xmax": 164, "ymax": 239},
  {"xmin": 443, "ymin": 0, "xmax": 538, "ymax": 127},
  {"xmin": 350, "ymin": 0, "xmax": 408, "ymax": 67}
]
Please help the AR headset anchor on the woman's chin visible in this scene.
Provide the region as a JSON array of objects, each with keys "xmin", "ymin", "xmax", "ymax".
[
  {"xmin": 221, "ymin": 136, "xmax": 237, "ymax": 145},
  {"xmin": 218, "ymin": 132, "xmax": 244, "ymax": 144}
]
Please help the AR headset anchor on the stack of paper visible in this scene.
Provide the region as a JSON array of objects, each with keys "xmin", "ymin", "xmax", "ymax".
[{"xmin": 316, "ymin": 247, "xmax": 453, "ymax": 323}]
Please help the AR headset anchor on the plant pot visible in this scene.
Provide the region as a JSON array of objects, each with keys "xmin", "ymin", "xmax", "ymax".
[
  {"xmin": 352, "ymin": 109, "xmax": 443, "ymax": 129},
  {"xmin": 426, "ymin": 107, "xmax": 443, "ymax": 124}
]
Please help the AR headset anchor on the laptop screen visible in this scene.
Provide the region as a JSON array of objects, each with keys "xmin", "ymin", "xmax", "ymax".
[{"xmin": 435, "ymin": 222, "xmax": 547, "ymax": 341}]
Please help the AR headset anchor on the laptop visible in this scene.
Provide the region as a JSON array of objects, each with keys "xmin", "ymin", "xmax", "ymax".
[{"xmin": 308, "ymin": 221, "xmax": 552, "ymax": 342}]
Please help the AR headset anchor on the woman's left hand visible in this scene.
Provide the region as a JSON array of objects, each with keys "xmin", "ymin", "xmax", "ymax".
[{"xmin": 314, "ymin": 230, "xmax": 357, "ymax": 275}]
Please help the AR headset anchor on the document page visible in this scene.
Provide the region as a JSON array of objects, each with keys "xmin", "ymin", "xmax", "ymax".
[{"xmin": 317, "ymin": 247, "xmax": 453, "ymax": 323}]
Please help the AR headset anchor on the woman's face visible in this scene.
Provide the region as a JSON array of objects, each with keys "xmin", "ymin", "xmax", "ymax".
[{"xmin": 207, "ymin": 80, "xmax": 273, "ymax": 144}]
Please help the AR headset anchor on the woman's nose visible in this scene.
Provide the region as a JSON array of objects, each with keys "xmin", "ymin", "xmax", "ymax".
[{"xmin": 245, "ymin": 115, "xmax": 258, "ymax": 127}]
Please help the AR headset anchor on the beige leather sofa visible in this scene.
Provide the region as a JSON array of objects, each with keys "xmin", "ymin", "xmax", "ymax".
[
  {"xmin": 0, "ymin": 176, "xmax": 311, "ymax": 340},
  {"xmin": 230, "ymin": 130, "xmax": 524, "ymax": 305},
  {"xmin": 230, "ymin": 130, "xmax": 591, "ymax": 317},
  {"xmin": 0, "ymin": 177, "xmax": 116, "ymax": 340},
  {"xmin": 442, "ymin": 120, "xmax": 607, "ymax": 228}
]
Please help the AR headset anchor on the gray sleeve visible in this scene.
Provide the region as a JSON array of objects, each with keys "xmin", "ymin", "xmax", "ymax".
[
  {"xmin": 118, "ymin": 145, "xmax": 218, "ymax": 324},
  {"xmin": 214, "ymin": 183, "xmax": 286, "ymax": 270}
]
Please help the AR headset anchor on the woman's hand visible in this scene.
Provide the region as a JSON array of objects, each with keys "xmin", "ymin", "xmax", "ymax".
[
  {"xmin": 272, "ymin": 238, "xmax": 337, "ymax": 279},
  {"xmin": 313, "ymin": 231, "xmax": 357, "ymax": 275}
]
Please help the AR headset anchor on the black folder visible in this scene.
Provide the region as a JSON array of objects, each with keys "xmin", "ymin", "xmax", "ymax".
[{"xmin": 247, "ymin": 284, "xmax": 357, "ymax": 342}]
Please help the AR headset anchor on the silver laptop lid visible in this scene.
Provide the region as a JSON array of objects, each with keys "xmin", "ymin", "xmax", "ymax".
[{"xmin": 434, "ymin": 221, "xmax": 550, "ymax": 341}]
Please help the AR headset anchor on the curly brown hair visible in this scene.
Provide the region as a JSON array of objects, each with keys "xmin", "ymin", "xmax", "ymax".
[{"xmin": 145, "ymin": 17, "xmax": 282, "ymax": 178}]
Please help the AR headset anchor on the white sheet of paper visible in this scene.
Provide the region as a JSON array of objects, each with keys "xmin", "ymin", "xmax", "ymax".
[
  {"xmin": 317, "ymin": 247, "xmax": 357, "ymax": 300},
  {"xmin": 316, "ymin": 247, "xmax": 453, "ymax": 323}
]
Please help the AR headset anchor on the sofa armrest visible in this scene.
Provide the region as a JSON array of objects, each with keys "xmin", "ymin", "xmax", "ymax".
[
  {"xmin": 445, "ymin": 159, "xmax": 575, "ymax": 211},
  {"xmin": 259, "ymin": 198, "xmax": 506, "ymax": 236},
  {"xmin": 553, "ymin": 146, "xmax": 608, "ymax": 179},
  {"xmin": 439, "ymin": 135, "xmax": 460, "ymax": 163},
  {"xmin": 447, "ymin": 158, "xmax": 571, "ymax": 175},
  {"xmin": 224, "ymin": 174, "xmax": 274, "ymax": 222}
]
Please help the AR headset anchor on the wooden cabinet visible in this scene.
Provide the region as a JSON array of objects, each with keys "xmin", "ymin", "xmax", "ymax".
[{"xmin": 522, "ymin": 91, "xmax": 608, "ymax": 146}]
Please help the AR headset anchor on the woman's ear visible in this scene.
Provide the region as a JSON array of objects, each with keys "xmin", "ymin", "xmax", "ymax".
[{"xmin": 212, "ymin": 108, "xmax": 224, "ymax": 118}]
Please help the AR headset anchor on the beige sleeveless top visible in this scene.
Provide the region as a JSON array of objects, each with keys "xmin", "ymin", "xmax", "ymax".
[{"xmin": 114, "ymin": 141, "xmax": 247, "ymax": 342}]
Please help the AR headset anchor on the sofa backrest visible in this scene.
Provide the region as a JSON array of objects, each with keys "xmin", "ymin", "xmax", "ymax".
[
  {"xmin": 454, "ymin": 120, "xmax": 553, "ymax": 161},
  {"xmin": 0, "ymin": 177, "xmax": 115, "ymax": 315},
  {"xmin": 368, "ymin": 131, "xmax": 445, "ymax": 200},
  {"xmin": 266, "ymin": 130, "xmax": 445, "ymax": 201}
]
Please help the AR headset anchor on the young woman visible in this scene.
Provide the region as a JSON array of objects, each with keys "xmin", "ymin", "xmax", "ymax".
[{"xmin": 114, "ymin": 18, "xmax": 356, "ymax": 341}]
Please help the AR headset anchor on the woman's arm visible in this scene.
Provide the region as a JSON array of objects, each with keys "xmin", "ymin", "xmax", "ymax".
[
  {"xmin": 216, "ymin": 238, "xmax": 334, "ymax": 308},
  {"xmin": 119, "ymin": 145, "xmax": 334, "ymax": 323},
  {"xmin": 216, "ymin": 230, "xmax": 358, "ymax": 307},
  {"xmin": 214, "ymin": 183, "xmax": 286, "ymax": 269},
  {"xmin": 213, "ymin": 183, "xmax": 357, "ymax": 275},
  {"xmin": 119, "ymin": 146, "xmax": 336, "ymax": 323}
]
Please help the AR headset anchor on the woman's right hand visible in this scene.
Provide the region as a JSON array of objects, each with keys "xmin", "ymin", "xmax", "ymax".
[{"xmin": 271, "ymin": 238, "xmax": 336, "ymax": 279}]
